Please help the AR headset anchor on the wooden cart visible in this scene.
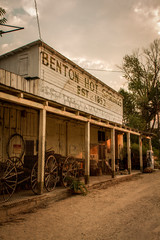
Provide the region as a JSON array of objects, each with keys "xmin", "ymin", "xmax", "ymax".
[
  {"xmin": 0, "ymin": 151, "xmax": 59, "ymax": 202},
  {"xmin": 0, "ymin": 152, "xmax": 84, "ymax": 202}
]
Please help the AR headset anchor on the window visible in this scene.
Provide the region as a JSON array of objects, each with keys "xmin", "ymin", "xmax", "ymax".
[
  {"xmin": 98, "ymin": 131, "xmax": 105, "ymax": 142},
  {"xmin": 25, "ymin": 140, "xmax": 34, "ymax": 156}
]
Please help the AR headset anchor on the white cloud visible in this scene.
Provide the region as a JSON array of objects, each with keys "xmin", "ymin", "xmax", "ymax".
[
  {"xmin": 72, "ymin": 57, "xmax": 113, "ymax": 72},
  {"xmin": 24, "ymin": 7, "xmax": 36, "ymax": 17},
  {"xmin": 1, "ymin": 0, "xmax": 160, "ymax": 91},
  {"xmin": 11, "ymin": 16, "xmax": 23, "ymax": 25}
]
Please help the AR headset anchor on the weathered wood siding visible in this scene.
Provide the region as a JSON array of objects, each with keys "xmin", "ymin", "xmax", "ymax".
[
  {"xmin": 0, "ymin": 45, "xmax": 39, "ymax": 78},
  {"xmin": 0, "ymin": 69, "xmax": 39, "ymax": 94},
  {"xmin": 46, "ymin": 115, "xmax": 66, "ymax": 156},
  {"xmin": 46, "ymin": 114, "xmax": 85, "ymax": 158},
  {"xmin": 67, "ymin": 122, "xmax": 85, "ymax": 158},
  {"xmin": 39, "ymin": 46, "xmax": 123, "ymax": 124},
  {"xmin": 0, "ymin": 41, "xmax": 123, "ymax": 124},
  {"xmin": 0, "ymin": 103, "xmax": 39, "ymax": 160}
]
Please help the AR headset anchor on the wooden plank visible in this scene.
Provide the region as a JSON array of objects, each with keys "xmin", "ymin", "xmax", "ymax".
[
  {"xmin": 111, "ymin": 128, "xmax": 115, "ymax": 178},
  {"xmin": 0, "ymin": 69, "xmax": 6, "ymax": 84},
  {"xmin": 38, "ymin": 108, "xmax": 46, "ymax": 194},
  {"xmin": 10, "ymin": 108, "xmax": 16, "ymax": 129},
  {"xmin": 0, "ymin": 92, "xmax": 141, "ymax": 137},
  {"xmin": 46, "ymin": 105, "xmax": 87, "ymax": 122},
  {"xmin": 16, "ymin": 109, "xmax": 21, "ymax": 130},
  {"xmin": 21, "ymin": 77, "xmax": 24, "ymax": 91},
  {"xmin": 127, "ymin": 132, "xmax": 131, "ymax": 174},
  {"xmin": 17, "ymin": 75, "xmax": 22, "ymax": 90},
  {"xmin": 33, "ymin": 79, "xmax": 38, "ymax": 95},
  {"xmin": 30, "ymin": 112, "xmax": 34, "ymax": 136},
  {"xmin": 29, "ymin": 80, "xmax": 34, "ymax": 94},
  {"xmin": 4, "ymin": 107, "xmax": 10, "ymax": 128},
  {"xmin": 26, "ymin": 112, "xmax": 31, "ymax": 136},
  {"xmin": 25, "ymin": 79, "xmax": 30, "ymax": 92},
  {"xmin": 5, "ymin": 71, "xmax": 11, "ymax": 86},
  {"xmin": 0, "ymin": 92, "xmax": 43, "ymax": 109},
  {"xmin": 10, "ymin": 73, "xmax": 17, "ymax": 89},
  {"xmin": 21, "ymin": 111, "xmax": 27, "ymax": 136},
  {"xmin": 33, "ymin": 112, "xmax": 38, "ymax": 137},
  {"xmin": 3, "ymin": 127, "xmax": 10, "ymax": 160},
  {"xmin": 85, "ymin": 121, "xmax": 90, "ymax": 184}
]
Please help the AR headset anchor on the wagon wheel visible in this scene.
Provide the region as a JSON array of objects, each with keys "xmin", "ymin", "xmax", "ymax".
[
  {"xmin": 62, "ymin": 156, "xmax": 79, "ymax": 187},
  {"xmin": 44, "ymin": 154, "xmax": 59, "ymax": 192},
  {"xmin": 7, "ymin": 133, "xmax": 25, "ymax": 159},
  {"xmin": 0, "ymin": 159, "xmax": 17, "ymax": 202},
  {"xmin": 9, "ymin": 156, "xmax": 23, "ymax": 169},
  {"xmin": 30, "ymin": 161, "xmax": 39, "ymax": 195}
]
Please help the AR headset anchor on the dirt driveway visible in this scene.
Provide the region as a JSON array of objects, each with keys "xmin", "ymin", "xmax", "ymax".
[{"xmin": 0, "ymin": 171, "xmax": 160, "ymax": 240}]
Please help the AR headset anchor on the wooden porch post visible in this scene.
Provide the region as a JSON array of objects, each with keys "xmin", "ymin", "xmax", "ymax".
[
  {"xmin": 66, "ymin": 122, "xmax": 68, "ymax": 156},
  {"xmin": 38, "ymin": 108, "xmax": 46, "ymax": 194},
  {"xmin": 127, "ymin": 132, "xmax": 131, "ymax": 174},
  {"xmin": 139, "ymin": 135, "xmax": 143, "ymax": 172},
  {"xmin": 85, "ymin": 121, "xmax": 90, "ymax": 184},
  {"xmin": 111, "ymin": 128, "xmax": 115, "ymax": 178}
]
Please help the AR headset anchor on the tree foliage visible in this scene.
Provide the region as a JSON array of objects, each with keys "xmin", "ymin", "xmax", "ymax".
[
  {"xmin": 119, "ymin": 88, "xmax": 147, "ymax": 130},
  {"xmin": 0, "ymin": 7, "xmax": 7, "ymax": 24},
  {"xmin": 119, "ymin": 39, "xmax": 160, "ymax": 132}
]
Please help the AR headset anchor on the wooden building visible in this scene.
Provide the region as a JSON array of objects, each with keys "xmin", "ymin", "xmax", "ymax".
[{"xmin": 0, "ymin": 40, "xmax": 152, "ymax": 194}]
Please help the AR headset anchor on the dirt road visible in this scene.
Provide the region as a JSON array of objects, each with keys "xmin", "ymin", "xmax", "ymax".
[{"xmin": 0, "ymin": 171, "xmax": 160, "ymax": 240}]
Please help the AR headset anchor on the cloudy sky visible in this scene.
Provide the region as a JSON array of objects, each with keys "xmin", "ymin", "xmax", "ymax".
[{"xmin": 0, "ymin": 0, "xmax": 160, "ymax": 91}]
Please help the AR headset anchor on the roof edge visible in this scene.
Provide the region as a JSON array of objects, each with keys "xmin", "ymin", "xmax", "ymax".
[{"xmin": 0, "ymin": 39, "xmax": 123, "ymax": 98}]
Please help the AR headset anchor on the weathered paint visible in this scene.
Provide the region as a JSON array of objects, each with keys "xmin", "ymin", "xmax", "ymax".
[
  {"xmin": 0, "ymin": 69, "xmax": 39, "ymax": 95},
  {"xmin": 0, "ymin": 45, "xmax": 39, "ymax": 78},
  {"xmin": 0, "ymin": 102, "xmax": 39, "ymax": 160},
  {"xmin": 0, "ymin": 40, "xmax": 123, "ymax": 124},
  {"xmin": 40, "ymin": 46, "xmax": 123, "ymax": 124}
]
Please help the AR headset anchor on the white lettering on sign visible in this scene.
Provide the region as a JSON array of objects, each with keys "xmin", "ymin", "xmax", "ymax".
[{"xmin": 41, "ymin": 51, "xmax": 123, "ymax": 109}]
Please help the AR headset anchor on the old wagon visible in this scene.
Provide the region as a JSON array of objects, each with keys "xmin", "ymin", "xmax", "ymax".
[{"xmin": 0, "ymin": 134, "xmax": 83, "ymax": 202}]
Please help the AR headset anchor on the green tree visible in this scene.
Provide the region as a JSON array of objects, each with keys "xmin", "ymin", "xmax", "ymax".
[
  {"xmin": 0, "ymin": 7, "xmax": 7, "ymax": 24},
  {"xmin": 120, "ymin": 39, "xmax": 160, "ymax": 132},
  {"xmin": 119, "ymin": 88, "xmax": 147, "ymax": 130}
]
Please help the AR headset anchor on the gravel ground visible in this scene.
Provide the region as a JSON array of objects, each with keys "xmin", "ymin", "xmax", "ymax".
[{"xmin": 0, "ymin": 171, "xmax": 160, "ymax": 240}]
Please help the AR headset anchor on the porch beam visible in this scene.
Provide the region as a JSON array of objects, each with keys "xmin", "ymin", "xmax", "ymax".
[
  {"xmin": 0, "ymin": 91, "xmax": 43, "ymax": 109},
  {"xmin": 0, "ymin": 91, "xmax": 145, "ymax": 138}
]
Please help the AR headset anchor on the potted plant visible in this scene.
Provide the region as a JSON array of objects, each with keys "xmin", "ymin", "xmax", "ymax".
[{"xmin": 66, "ymin": 176, "xmax": 88, "ymax": 195}]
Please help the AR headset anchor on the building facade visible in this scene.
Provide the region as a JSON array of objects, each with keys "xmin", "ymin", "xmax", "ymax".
[{"xmin": 0, "ymin": 40, "xmax": 151, "ymax": 194}]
